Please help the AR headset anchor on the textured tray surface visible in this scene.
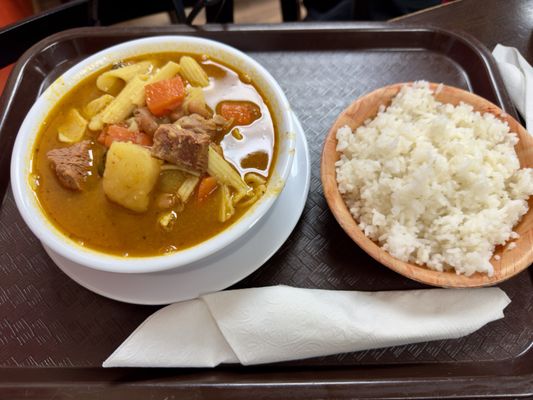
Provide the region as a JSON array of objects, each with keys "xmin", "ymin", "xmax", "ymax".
[{"xmin": 0, "ymin": 24, "xmax": 531, "ymax": 396}]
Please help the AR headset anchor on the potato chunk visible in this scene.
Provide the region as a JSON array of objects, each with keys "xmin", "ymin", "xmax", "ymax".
[{"xmin": 103, "ymin": 142, "xmax": 160, "ymax": 212}]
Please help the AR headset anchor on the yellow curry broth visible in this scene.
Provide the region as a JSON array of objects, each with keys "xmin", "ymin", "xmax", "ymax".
[{"xmin": 32, "ymin": 53, "xmax": 277, "ymax": 257}]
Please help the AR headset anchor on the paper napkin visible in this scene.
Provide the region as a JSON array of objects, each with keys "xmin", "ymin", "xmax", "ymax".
[
  {"xmin": 493, "ymin": 44, "xmax": 533, "ymax": 131},
  {"xmin": 103, "ymin": 285, "xmax": 510, "ymax": 367}
]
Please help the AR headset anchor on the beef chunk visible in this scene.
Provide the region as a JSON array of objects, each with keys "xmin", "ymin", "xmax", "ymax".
[
  {"xmin": 151, "ymin": 124, "xmax": 210, "ymax": 174},
  {"xmin": 133, "ymin": 107, "xmax": 159, "ymax": 136},
  {"xmin": 47, "ymin": 140, "xmax": 92, "ymax": 190},
  {"xmin": 168, "ymin": 107, "xmax": 186, "ymax": 122},
  {"xmin": 176, "ymin": 113, "xmax": 229, "ymax": 138}
]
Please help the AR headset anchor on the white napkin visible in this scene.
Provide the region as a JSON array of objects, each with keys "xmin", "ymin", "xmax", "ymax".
[
  {"xmin": 103, "ymin": 285, "xmax": 510, "ymax": 367},
  {"xmin": 492, "ymin": 44, "xmax": 533, "ymax": 131}
]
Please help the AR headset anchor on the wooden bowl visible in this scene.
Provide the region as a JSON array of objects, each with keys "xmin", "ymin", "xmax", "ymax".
[{"xmin": 321, "ymin": 82, "xmax": 533, "ymax": 288}]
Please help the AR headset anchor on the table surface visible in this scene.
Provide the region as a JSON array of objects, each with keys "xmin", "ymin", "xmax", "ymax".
[{"xmin": 394, "ymin": 0, "xmax": 533, "ymax": 62}]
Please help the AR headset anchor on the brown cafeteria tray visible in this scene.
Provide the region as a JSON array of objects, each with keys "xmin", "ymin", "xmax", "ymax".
[{"xmin": 0, "ymin": 23, "xmax": 532, "ymax": 399}]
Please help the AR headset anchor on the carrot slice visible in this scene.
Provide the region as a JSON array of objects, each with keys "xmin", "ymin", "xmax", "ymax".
[
  {"xmin": 145, "ymin": 76, "xmax": 185, "ymax": 117},
  {"xmin": 97, "ymin": 129, "xmax": 107, "ymax": 145},
  {"xmin": 98, "ymin": 125, "xmax": 153, "ymax": 148},
  {"xmin": 134, "ymin": 131, "xmax": 153, "ymax": 146},
  {"xmin": 197, "ymin": 176, "xmax": 218, "ymax": 201},
  {"xmin": 218, "ymin": 101, "xmax": 261, "ymax": 126}
]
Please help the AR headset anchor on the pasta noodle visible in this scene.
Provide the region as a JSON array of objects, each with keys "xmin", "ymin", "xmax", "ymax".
[
  {"xmin": 96, "ymin": 61, "xmax": 153, "ymax": 92},
  {"xmin": 57, "ymin": 109, "xmax": 87, "ymax": 143},
  {"xmin": 96, "ymin": 75, "xmax": 149, "ymax": 128},
  {"xmin": 218, "ymin": 184, "xmax": 235, "ymax": 222},
  {"xmin": 151, "ymin": 61, "xmax": 181, "ymax": 82},
  {"xmin": 84, "ymin": 94, "xmax": 114, "ymax": 117},
  {"xmin": 179, "ymin": 56, "xmax": 209, "ymax": 87},
  {"xmin": 177, "ymin": 175, "xmax": 200, "ymax": 202},
  {"xmin": 161, "ymin": 164, "xmax": 184, "ymax": 172},
  {"xmin": 236, "ymin": 173, "xmax": 267, "ymax": 207},
  {"xmin": 237, "ymin": 185, "xmax": 267, "ymax": 208},
  {"xmin": 88, "ymin": 113, "xmax": 103, "ymax": 131},
  {"xmin": 245, "ymin": 173, "xmax": 266, "ymax": 187},
  {"xmin": 207, "ymin": 146, "xmax": 250, "ymax": 200},
  {"xmin": 160, "ymin": 164, "xmax": 200, "ymax": 176}
]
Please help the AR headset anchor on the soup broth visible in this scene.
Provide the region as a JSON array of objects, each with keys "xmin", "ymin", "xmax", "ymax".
[{"xmin": 32, "ymin": 53, "xmax": 277, "ymax": 257}]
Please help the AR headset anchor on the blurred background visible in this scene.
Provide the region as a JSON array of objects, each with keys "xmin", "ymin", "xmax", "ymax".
[
  {"xmin": 0, "ymin": 0, "xmax": 454, "ymax": 93},
  {"xmin": 4, "ymin": 0, "xmax": 452, "ymax": 25}
]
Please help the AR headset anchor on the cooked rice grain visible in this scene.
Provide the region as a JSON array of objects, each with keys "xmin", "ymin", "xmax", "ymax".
[{"xmin": 335, "ymin": 81, "xmax": 533, "ymax": 276}]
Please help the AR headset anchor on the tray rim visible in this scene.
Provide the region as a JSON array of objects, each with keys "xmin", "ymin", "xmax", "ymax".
[
  {"xmin": 0, "ymin": 22, "xmax": 531, "ymax": 399},
  {"xmin": 1, "ymin": 359, "xmax": 532, "ymax": 399}
]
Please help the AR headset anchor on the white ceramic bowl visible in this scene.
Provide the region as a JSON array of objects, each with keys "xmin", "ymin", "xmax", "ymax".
[{"xmin": 11, "ymin": 36, "xmax": 295, "ymax": 274}]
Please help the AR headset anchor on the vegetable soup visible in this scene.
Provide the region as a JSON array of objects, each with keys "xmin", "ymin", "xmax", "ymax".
[{"xmin": 31, "ymin": 53, "xmax": 277, "ymax": 257}]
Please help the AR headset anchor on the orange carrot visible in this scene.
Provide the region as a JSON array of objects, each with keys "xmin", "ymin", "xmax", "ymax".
[
  {"xmin": 145, "ymin": 76, "xmax": 185, "ymax": 117},
  {"xmin": 97, "ymin": 125, "xmax": 153, "ymax": 148},
  {"xmin": 219, "ymin": 101, "xmax": 261, "ymax": 126},
  {"xmin": 197, "ymin": 176, "xmax": 218, "ymax": 201},
  {"xmin": 133, "ymin": 131, "xmax": 153, "ymax": 146},
  {"xmin": 97, "ymin": 130, "xmax": 107, "ymax": 145}
]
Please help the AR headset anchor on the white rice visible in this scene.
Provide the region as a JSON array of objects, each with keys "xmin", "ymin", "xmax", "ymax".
[{"xmin": 335, "ymin": 81, "xmax": 533, "ymax": 276}]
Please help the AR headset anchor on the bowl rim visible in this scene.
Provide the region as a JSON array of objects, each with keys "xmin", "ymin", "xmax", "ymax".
[
  {"xmin": 11, "ymin": 35, "xmax": 295, "ymax": 274},
  {"xmin": 320, "ymin": 81, "xmax": 533, "ymax": 288}
]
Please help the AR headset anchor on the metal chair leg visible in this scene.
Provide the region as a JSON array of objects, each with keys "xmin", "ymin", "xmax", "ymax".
[
  {"xmin": 280, "ymin": 0, "xmax": 301, "ymax": 21},
  {"xmin": 205, "ymin": 0, "xmax": 234, "ymax": 23}
]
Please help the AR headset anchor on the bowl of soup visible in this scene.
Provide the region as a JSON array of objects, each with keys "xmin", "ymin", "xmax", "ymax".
[{"xmin": 11, "ymin": 36, "xmax": 295, "ymax": 273}]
